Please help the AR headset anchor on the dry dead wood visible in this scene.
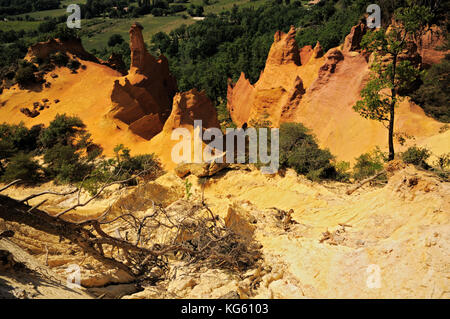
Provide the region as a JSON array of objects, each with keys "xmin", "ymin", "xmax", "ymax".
[
  {"xmin": 0, "ymin": 168, "xmax": 260, "ymax": 280},
  {"xmin": 0, "ymin": 179, "xmax": 22, "ymax": 193},
  {"xmin": 346, "ymin": 170, "xmax": 386, "ymax": 195}
]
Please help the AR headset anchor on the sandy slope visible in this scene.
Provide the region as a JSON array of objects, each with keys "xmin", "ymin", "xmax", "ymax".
[
  {"xmin": 0, "ymin": 238, "xmax": 93, "ymax": 299},
  {"xmin": 1, "ymin": 162, "xmax": 449, "ymax": 298},
  {"xmin": 0, "ymin": 62, "xmax": 151, "ymax": 156},
  {"xmin": 171, "ymin": 164, "xmax": 449, "ymax": 298}
]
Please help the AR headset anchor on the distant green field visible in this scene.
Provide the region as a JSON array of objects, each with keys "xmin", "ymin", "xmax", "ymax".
[
  {"xmin": 81, "ymin": 0, "xmax": 267, "ymax": 51},
  {"xmin": 0, "ymin": 20, "xmax": 41, "ymax": 31},
  {"xmin": 13, "ymin": 0, "xmax": 87, "ymax": 19},
  {"xmin": 0, "ymin": 0, "xmax": 267, "ymax": 52},
  {"xmin": 81, "ymin": 15, "xmax": 197, "ymax": 51}
]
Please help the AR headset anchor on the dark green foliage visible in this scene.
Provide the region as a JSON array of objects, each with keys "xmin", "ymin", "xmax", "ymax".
[
  {"xmin": 51, "ymin": 24, "xmax": 80, "ymax": 42},
  {"xmin": 38, "ymin": 114, "xmax": 101, "ymax": 183},
  {"xmin": 108, "ymin": 34, "xmax": 124, "ymax": 47},
  {"xmin": 401, "ymin": 146, "xmax": 431, "ymax": 168},
  {"xmin": 67, "ymin": 59, "xmax": 81, "ymax": 72},
  {"xmin": 0, "ymin": 122, "xmax": 43, "ymax": 176},
  {"xmin": 151, "ymin": 7, "xmax": 164, "ymax": 16},
  {"xmin": 14, "ymin": 60, "xmax": 37, "ymax": 86},
  {"xmin": 0, "ymin": 115, "xmax": 161, "ymax": 187},
  {"xmin": 38, "ymin": 19, "xmax": 58, "ymax": 33},
  {"xmin": 43, "ymin": 143, "xmax": 87, "ymax": 182},
  {"xmin": 0, "ymin": 0, "xmax": 60, "ymax": 15},
  {"xmin": 0, "ymin": 122, "xmax": 42, "ymax": 155},
  {"xmin": 352, "ymin": 149, "xmax": 385, "ymax": 180},
  {"xmin": 279, "ymin": 123, "xmax": 336, "ymax": 180},
  {"xmin": 80, "ymin": 144, "xmax": 163, "ymax": 195},
  {"xmin": 411, "ymin": 53, "xmax": 450, "ymax": 123},
  {"xmin": 92, "ymin": 41, "xmax": 131, "ymax": 70},
  {"xmin": 112, "ymin": 144, "xmax": 162, "ymax": 182},
  {"xmin": 39, "ymin": 114, "xmax": 86, "ymax": 148},
  {"xmin": 295, "ymin": 2, "xmax": 362, "ymax": 51},
  {"xmin": 50, "ymin": 52, "xmax": 69, "ymax": 67},
  {"xmin": 1, "ymin": 152, "xmax": 41, "ymax": 184}
]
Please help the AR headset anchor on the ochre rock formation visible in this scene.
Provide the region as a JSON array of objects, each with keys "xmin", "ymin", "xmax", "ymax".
[
  {"xmin": 25, "ymin": 38, "xmax": 99, "ymax": 63},
  {"xmin": 105, "ymin": 53, "xmax": 128, "ymax": 75},
  {"xmin": 416, "ymin": 25, "xmax": 449, "ymax": 67},
  {"xmin": 343, "ymin": 22, "xmax": 367, "ymax": 52},
  {"xmin": 227, "ymin": 23, "xmax": 445, "ymax": 163},
  {"xmin": 267, "ymin": 26, "xmax": 301, "ymax": 66},
  {"xmin": 227, "ymin": 26, "xmax": 323, "ymax": 127},
  {"xmin": 308, "ymin": 48, "xmax": 344, "ymax": 91},
  {"xmin": 147, "ymin": 89, "xmax": 221, "ymax": 170},
  {"xmin": 0, "ymin": 23, "xmax": 221, "ymax": 171},
  {"xmin": 162, "ymin": 88, "xmax": 220, "ymax": 132},
  {"xmin": 299, "ymin": 41, "xmax": 323, "ymax": 65},
  {"xmin": 299, "ymin": 45, "xmax": 313, "ymax": 65},
  {"xmin": 109, "ymin": 23, "xmax": 178, "ymax": 141}
]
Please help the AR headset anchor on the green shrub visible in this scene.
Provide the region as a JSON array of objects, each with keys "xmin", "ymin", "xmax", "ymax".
[
  {"xmin": 401, "ymin": 146, "xmax": 431, "ymax": 168},
  {"xmin": 353, "ymin": 149, "xmax": 385, "ymax": 180},
  {"xmin": 335, "ymin": 161, "xmax": 351, "ymax": 182},
  {"xmin": 39, "ymin": 114, "xmax": 101, "ymax": 183},
  {"xmin": 1, "ymin": 152, "xmax": 41, "ymax": 184},
  {"xmin": 410, "ymin": 53, "xmax": 449, "ymax": 123},
  {"xmin": 67, "ymin": 59, "xmax": 81, "ymax": 72},
  {"xmin": 112, "ymin": 144, "xmax": 163, "ymax": 183},
  {"xmin": 38, "ymin": 19, "xmax": 57, "ymax": 33},
  {"xmin": 43, "ymin": 143, "xmax": 80, "ymax": 181},
  {"xmin": 431, "ymin": 152, "xmax": 449, "ymax": 180},
  {"xmin": 15, "ymin": 61, "xmax": 37, "ymax": 86},
  {"xmin": 50, "ymin": 52, "xmax": 69, "ymax": 67},
  {"xmin": 0, "ymin": 122, "xmax": 42, "ymax": 155},
  {"xmin": 108, "ymin": 34, "xmax": 124, "ymax": 47},
  {"xmin": 185, "ymin": 179, "xmax": 193, "ymax": 200},
  {"xmin": 434, "ymin": 152, "xmax": 450, "ymax": 171},
  {"xmin": 279, "ymin": 123, "xmax": 336, "ymax": 180},
  {"xmin": 39, "ymin": 114, "xmax": 86, "ymax": 148}
]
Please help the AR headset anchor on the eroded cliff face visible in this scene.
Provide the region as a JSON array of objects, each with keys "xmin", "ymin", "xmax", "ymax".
[
  {"xmin": 25, "ymin": 38, "xmax": 100, "ymax": 63},
  {"xmin": 227, "ymin": 23, "xmax": 446, "ymax": 163},
  {"xmin": 109, "ymin": 23, "xmax": 178, "ymax": 141},
  {"xmin": 162, "ymin": 88, "xmax": 220, "ymax": 132},
  {"xmin": 147, "ymin": 89, "xmax": 221, "ymax": 170},
  {"xmin": 227, "ymin": 26, "xmax": 320, "ymax": 128},
  {"xmin": 416, "ymin": 25, "xmax": 449, "ymax": 67},
  {"xmin": 0, "ymin": 23, "xmax": 222, "ymax": 169}
]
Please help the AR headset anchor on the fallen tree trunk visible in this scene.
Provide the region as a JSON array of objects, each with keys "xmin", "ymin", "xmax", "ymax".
[
  {"xmin": 346, "ymin": 170, "xmax": 386, "ymax": 195},
  {"xmin": 0, "ymin": 194, "xmax": 135, "ymax": 276}
]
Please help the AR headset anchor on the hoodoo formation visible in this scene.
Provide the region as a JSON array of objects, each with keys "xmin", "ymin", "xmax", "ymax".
[
  {"xmin": 147, "ymin": 88, "xmax": 221, "ymax": 170},
  {"xmin": 110, "ymin": 23, "xmax": 178, "ymax": 141},
  {"xmin": 0, "ymin": 23, "xmax": 219, "ymax": 168},
  {"xmin": 227, "ymin": 26, "xmax": 315, "ymax": 128},
  {"xmin": 0, "ymin": 21, "xmax": 447, "ymax": 167},
  {"xmin": 227, "ymin": 22, "xmax": 447, "ymax": 163}
]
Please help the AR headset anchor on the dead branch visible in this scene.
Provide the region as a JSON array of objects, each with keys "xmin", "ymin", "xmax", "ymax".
[
  {"xmin": 0, "ymin": 180, "xmax": 22, "ymax": 193},
  {"xmin": 346, "ymin": 170, "xmax": 386, "ymax": 195},
  {"xmin": 20, "ymin": 189, "xmax": 78, "ymax": 203},
  {"xmin": 0, "ymin": 165, "xmax": 260, "ymax": 284},
  {"xmin": 55, "ymin": 168, "xmax": 152, "ymax": 218},
  {"xmin": 0, "ymin": 194, "xmax": 135, "ymax": 276},
  {"xmin": 27, "ymin": 199, "xmax": 47, "ymax": 213}
]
